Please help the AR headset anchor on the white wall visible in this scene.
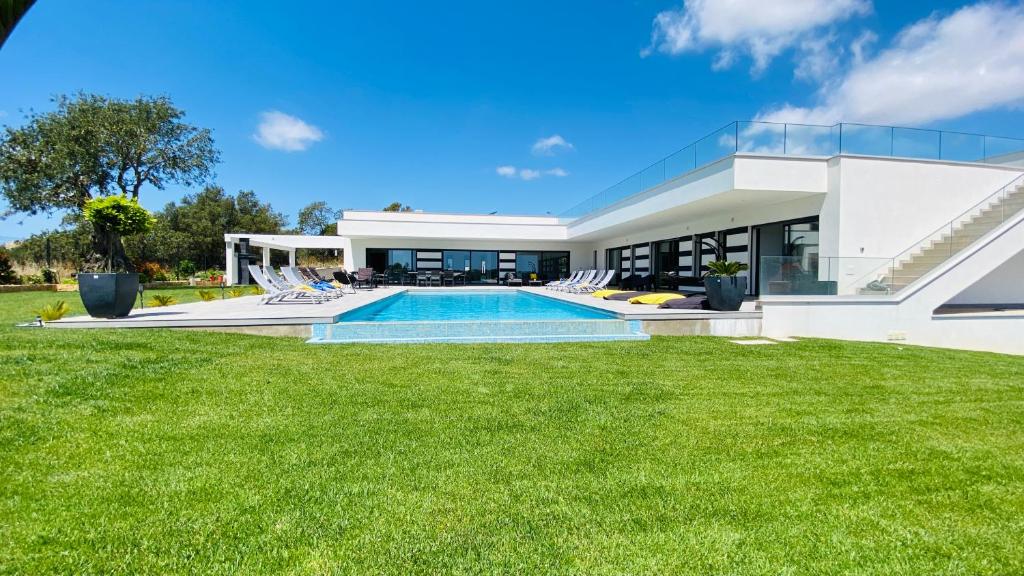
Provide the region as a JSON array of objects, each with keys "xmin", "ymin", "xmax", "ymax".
[
  {"xmin": 832, "ymin": 156, "xmax": 1022, "ymax": 258},
  {"xmin": 947, "ymin": 248, "xmax": 1024, "ymax": 305},
  {"xmin": 760, "ymin": 210, "xmax": 1024, "ymax": 354},
  {"xmin": 339, "ymin": 211, "xmax": 567, "ymax": 241}
]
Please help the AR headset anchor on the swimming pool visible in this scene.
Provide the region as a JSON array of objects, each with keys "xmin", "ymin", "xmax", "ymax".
[{"xmin": 339, "ymin": 290, "xmax": 615, "ymax": 322}]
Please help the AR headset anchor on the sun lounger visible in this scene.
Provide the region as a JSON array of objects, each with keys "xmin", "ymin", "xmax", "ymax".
[
  {"xmin": 555, "ymin": 269, "xmax": 596, "ymax": 292},
  {"xmin": 545, "ymin": 270, "xmax": 582, "ymax": 289},
  {"xmin": 247, "ymin": 265, "xmax": 329, "ymax": 304},
  {"xmin": 282, "ymin": 266, "xmax": 343, "ymax": 298},
  {"xmin": 571, "ymin": 270, "xmax": 615, "ymax": 293}
]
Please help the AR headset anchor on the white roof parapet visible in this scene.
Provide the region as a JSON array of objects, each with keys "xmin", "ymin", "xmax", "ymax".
[{"xmin": 223, "ymin": 233, "xmax": 347, "ymax": 251}]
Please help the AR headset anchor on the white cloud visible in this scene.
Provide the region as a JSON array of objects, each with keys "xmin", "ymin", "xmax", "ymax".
[
  {"xmin": 644, "ymin": 0, "xmax": 871, "ymax": 75},
  {"xmin": 793, "ymin": 33, "xmax": 840, "ymax": 82},
  {"xmin": 758, "ymin": 2, "xmax": 1024, "ymax": 125},
  {"xmin": 495, "ymin": 166, "xmax": 569, "ymax": 180},
  {"xmin": 531, "ymin": 134, "xmax": 574, "ymax": 156},
  {"xmin": 253, "ymin": 111, "xmax": 324, "ymax": 151}
]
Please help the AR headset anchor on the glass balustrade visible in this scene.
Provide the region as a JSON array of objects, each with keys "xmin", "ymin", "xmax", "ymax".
[{"xmin": 561, "ymin": 121, "xmax": 1024, "ymax": 219}]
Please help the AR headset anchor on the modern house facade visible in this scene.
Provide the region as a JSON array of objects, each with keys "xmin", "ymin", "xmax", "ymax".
[{"xmin": 225, "ymin": 121, "xmax": 1024, "ymax": 353}]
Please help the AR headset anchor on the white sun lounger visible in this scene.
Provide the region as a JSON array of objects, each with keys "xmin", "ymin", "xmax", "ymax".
[
  {"xmin": 555, "ymin": 269, "xmax": 597, "ymax": 292},
  {"xmin": 545, "ymin": 270, "xmax": 582, "ymax": 289},
  {"xmin": 247, "ymin": 265, "xmax": 329, "ymax": 304},
  {"xmin": 282, "ymin": 266, "xmax": 343, "ymax": 298},
  {"xmin": 572, "ymin": 269, "xmax": 615, "ymax": 293}
]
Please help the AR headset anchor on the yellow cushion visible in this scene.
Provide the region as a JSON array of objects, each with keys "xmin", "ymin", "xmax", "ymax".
[
  {"xmin": 592, "ymin": 289, "xmax": 626, "ymax": 299},
  {"xmin": 295, "ymin": 284, "xmax": 315, "ymax": 292},
  {"xmin": 628, "ymin": 293, "xmax": 685, "ymax": 305}
]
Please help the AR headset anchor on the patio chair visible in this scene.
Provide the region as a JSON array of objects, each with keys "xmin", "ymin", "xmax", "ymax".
[
  {"xmin": 247, "ymin": 265, "xmax": 329, "ymax": 304},
  {"xmin": 354, "ymin": 268, "xmax": 375, "ymax": 289},
  {"xmin": 332, "ymin": 270, "xmax": 358, "ymax": 294},
  {"xmin": 442, "ymin": 270, "xmax": 456, "ymax": 287},
  {"xmin": 503, "ymin": 272, "xmax": 522, "ymax": 287}
]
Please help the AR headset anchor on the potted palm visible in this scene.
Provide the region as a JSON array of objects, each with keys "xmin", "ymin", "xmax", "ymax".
[
  {"xmin": 78, "ymin": 195, "xmax": 155, "ymax": 318},
  {"xmin": 701, "ymin": 238, "xmax": 749, "ymax": 311}
]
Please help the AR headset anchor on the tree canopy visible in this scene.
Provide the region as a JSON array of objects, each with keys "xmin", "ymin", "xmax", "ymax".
[
  {"xmin": 382, "ymin": 202, "xmax": 413, "ymax": 212},
  {"xmin": 295, "ymin": 201, "xmax": 341, "ymax": 235},
  {"xmin": 136, "ymin": 186, "xmax": 288, "ymax": 269},
  {"xmin": 0, "ymin": 93, "xmax": 219, "ymax": 218},
  {"xmin": 0, "ymin": 93, "xmax": 219, "ymax": 271}
]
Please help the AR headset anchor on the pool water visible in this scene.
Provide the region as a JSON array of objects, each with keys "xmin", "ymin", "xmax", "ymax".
[{"xmin": 339, "ymin": 290, "xmax": 615, "ymax": 322}]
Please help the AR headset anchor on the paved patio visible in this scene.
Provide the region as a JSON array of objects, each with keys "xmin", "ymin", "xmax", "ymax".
[{"xmin": 45, "ymin": 286, "xmax": 760, "ymax": 329}]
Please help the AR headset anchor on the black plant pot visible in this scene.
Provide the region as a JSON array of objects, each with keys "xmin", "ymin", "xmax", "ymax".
[
  {"xmin": 704, "ymin": 276, "xmax": 747, "ymax": 311},
  {"xmin": 79, "ymin": 272, "xmax": 139, "ymax": 318}
]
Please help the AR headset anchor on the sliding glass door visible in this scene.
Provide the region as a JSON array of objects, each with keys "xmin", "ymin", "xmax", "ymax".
[{"xmin": 470, "ymin": 251, "xmax": 498, "ymax": 283}]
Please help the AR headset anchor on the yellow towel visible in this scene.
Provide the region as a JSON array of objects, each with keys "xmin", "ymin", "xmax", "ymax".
[
  {"xmin": 628, "ymin": 293, "xmax": 685, "ymax": 305},
  {"xmin": 295, "ymin": 284, "xmax": 316, "ymax": 292},
  {"xmin": 592, "ymin": 289, "xmax": 626, "ymax": 299}
]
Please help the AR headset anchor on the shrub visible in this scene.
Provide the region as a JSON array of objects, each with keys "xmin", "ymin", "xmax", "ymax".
[
  {"xmin": 82, "ymin": 195, "xmax": 156, "ymax": 272},
  {"xmin": 0, "ymin": 249, "xmax": 20, "ymax": 284},
  {"xmin": 41, "ymin": 268, "xmax": 59, "ymax": 284},
  {"xmin": 197, "ymin": 289, "xmax": 216, "ymax": 302},
  {"xmin": 137, "ymin": 261, "xmax": 170, "ymax": 283},
  {"xmin": 174, "ymin": 259, "xmax": 196, "ymax": 280},
  {"xmin": 226, "ymin": 288, "xmax": 245, "ymax": 298},
  {"xmin": 147, "ymin": 294, "xmax": 177, "ymax": 307},
  {"xmin": 37, "ymin": 300, "xmax": 71, "ymax": 321},
  {"xmin": 251, "ymin": 285, "xmax": 265, "ymax": 295},
  {"xmin": 21, "ymin": 274, "xmax": 44, "ymax": 285},
  {"xmin": 204, "ymin": 269, "xmax": 225, "ymax": 282}
]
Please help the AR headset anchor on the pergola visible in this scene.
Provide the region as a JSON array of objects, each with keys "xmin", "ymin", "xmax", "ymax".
[{"xmin": 224, "ymin": 233, "xmax": 349, "ymax": 285}]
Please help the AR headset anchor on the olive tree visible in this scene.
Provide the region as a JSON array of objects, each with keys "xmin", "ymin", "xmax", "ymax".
[{"xmin": 0, "ymin": 93, "xmax": 219, "ymax": 271}]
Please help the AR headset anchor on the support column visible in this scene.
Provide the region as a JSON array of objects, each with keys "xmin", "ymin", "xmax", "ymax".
[
  {"xmin": 288, "ymin": 249, "xmax": 296, "ymax": 267},
  {"xmin": 225, "ymin": 241, "xmax": 236, "ymax": 285},
  {"xmin": 262, "ymin": 246, "xmax": 270, "ymax": 267}
]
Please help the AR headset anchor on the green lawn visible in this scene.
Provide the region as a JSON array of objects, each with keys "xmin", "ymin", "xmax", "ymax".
[{"xmin": 1, "ymin": 291, "xmax": 1022, "ymax": 574}]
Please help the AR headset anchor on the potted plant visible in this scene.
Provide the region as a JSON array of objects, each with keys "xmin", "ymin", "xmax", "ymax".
[
  {"xmin": 78, "ymin": 195, "xmax": 155, "ymax": 318},
  {"xmin": 701, "ymin": 237, "xmax": 749, "ymax": 311}
]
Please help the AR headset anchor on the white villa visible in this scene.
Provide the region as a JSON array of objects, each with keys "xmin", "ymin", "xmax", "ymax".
[{"xmin": 225, "ymin": 121, "xmax": 1024, "ymax": 354}]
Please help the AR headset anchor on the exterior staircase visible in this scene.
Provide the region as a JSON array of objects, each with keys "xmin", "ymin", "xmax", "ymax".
[{"xmin": 868, "ymin": 178, "xmax": 1024, "ymax": 293}]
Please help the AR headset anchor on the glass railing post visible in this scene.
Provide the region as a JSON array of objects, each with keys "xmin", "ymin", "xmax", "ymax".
[
  {"xmin": 890, "ymin": 126, "xmax": 895, "ymax": 157},
  {"xmin": 783, "ymin": 123, "xmax": 788, "ymax": 154},
  {"xmin": 734, "ymin": 122, "xmax": 739, "ymax": 153}
]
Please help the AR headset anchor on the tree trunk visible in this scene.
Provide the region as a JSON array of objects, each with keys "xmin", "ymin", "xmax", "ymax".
[{"xmin": 82, "ymin": 227, "xmax": 135, "ymax": 273}]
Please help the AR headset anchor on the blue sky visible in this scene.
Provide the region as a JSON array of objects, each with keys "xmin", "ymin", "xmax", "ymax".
[{"xmin": 2, "ymin": 0, "xmax": 1023, "ymax": 240}]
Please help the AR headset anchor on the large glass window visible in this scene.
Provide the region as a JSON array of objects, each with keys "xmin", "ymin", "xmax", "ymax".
[
  {"xmin": 606, "ymin": 249, "xmax": 621, "ymax": 286},
  {"xmin": 654, "ymin": 240, "xmax": 677, "ymax": 290},
  {"xmin": 388, "ymin": 249, "xmax": 413, "ymax": 272},
  {"xmin": 366, "ymin": 248, "xmax": 387, "ymax": 273},
  {"xmin": 540, "ymin": 251, "xmax": 569, "ymax": 281},
  {"xmin": 470, "ymin": 251, "xmax": 498, "ymax": 283},
  {"xmin": 443, "ymin": 250, "xmax": 471, "ymax": 272},
  {"xmin": 515, "ymin": 252, "xmax": 540, "ymax": 281}
]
